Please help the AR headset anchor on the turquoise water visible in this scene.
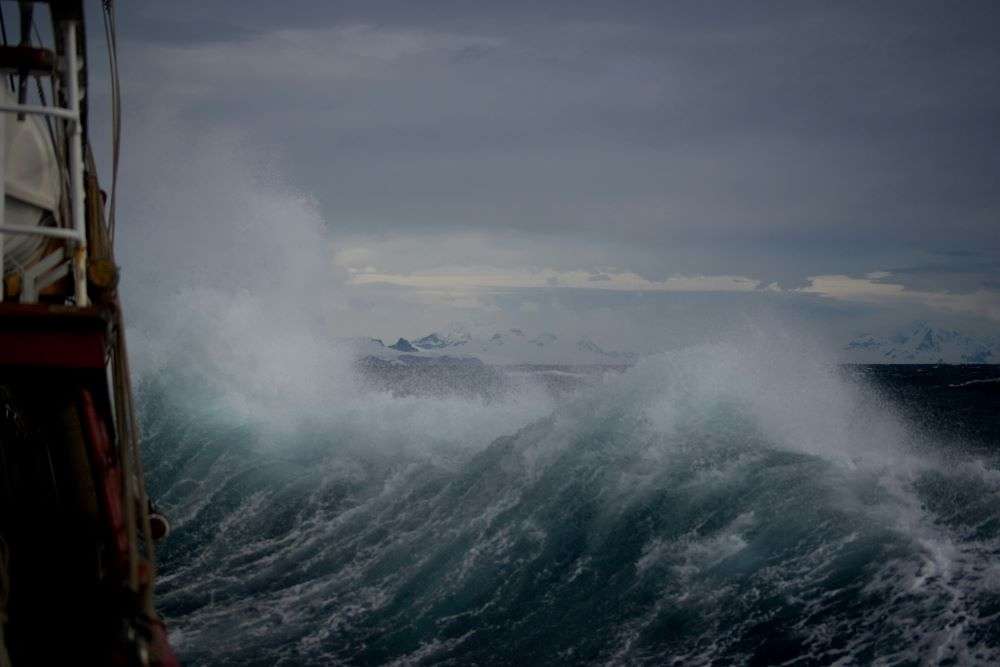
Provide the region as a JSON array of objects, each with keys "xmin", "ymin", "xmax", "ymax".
[{"xmin": 141, "ymin": 350, "xmax": 1000, "ymax": 665}]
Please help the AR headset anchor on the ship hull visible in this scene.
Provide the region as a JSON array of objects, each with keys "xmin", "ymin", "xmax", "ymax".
[{"xmin": 0, "ymin": 304, "xmax": 177, "ymax": 666}]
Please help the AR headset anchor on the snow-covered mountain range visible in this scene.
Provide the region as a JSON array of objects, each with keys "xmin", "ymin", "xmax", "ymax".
[
  {"xmin": 346, "ymin": 322, "xmax": 998, "ymax": 368},
  {"xmin": 843, "ymin": 322, "xmax": 999, "ymax": 364},
  {"xmin": 352, "ymin": 328, "xmax": 638, "ymax": 367}
]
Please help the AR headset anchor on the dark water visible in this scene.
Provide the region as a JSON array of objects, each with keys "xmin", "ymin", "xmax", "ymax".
[{"xmin": 142, "ymin": 355, "xmax": 1000, "ymax": 665}]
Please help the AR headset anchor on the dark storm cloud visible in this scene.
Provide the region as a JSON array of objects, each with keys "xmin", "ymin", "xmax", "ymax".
[{"xmin": 107, "ymin": 1, "xmax": 1000, "ymax": 295}]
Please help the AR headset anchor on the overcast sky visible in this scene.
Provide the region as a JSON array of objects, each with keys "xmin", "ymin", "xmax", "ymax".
[{"xmin": 89, "ymin": 1, "xmax": 1000, "ymax": 350}]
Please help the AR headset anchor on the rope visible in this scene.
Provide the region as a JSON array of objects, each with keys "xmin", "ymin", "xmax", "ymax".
[
  {"xmin": 99, "ymin": 0, "xmax": 157, "ymax": 620},
  {"xmin": 0, "ymin": 6, "xmax": 13, "ymax": 92},
  {"xmin": 102, "ymin": 0, "xmax": 121, "ymax": 245},
  {"xmin": 31, "ymin": 22, "xmax": 57, "ymax": 150}
]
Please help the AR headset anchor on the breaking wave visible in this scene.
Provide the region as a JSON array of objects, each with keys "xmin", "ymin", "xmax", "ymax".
[
  {"xmin": 120, "ymin": 119, "xmax": 1000, "ymax": 665},
  {"xmin": 139, "ymin": 335, "xmax": 1000, "ymax": 665}
]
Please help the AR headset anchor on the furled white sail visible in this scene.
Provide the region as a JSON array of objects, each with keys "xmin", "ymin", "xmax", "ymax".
[{"xmin": 2, "ymin": 85, "xmax": 62, "ymax": 273}]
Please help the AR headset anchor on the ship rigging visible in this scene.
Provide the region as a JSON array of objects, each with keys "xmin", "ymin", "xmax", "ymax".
[{"xmin": 0, "ymin": 1, "xmax": 176, "ymax": 664}]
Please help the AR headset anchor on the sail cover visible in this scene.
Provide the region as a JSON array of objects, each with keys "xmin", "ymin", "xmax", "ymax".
[{"xmin": 2, "ymin": 85, "xmax": 63, "ymax": 272}]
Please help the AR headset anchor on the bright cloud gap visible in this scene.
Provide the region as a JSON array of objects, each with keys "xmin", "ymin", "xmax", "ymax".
[
  {"xmin": 342, "ymin": 264, "xmax": 1000, "ymax": 321},
  {"xmin": 347, "ymin": 268, "xmax": 761, "ymax": 293}
]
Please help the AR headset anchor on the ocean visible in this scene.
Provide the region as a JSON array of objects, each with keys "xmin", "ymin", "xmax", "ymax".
[{"xmin": 140, "ymin": 346, "xmax": 1000, "ymax": 665}]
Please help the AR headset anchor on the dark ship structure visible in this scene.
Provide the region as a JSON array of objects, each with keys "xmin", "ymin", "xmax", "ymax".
[{"xmin": 0, "ymin": 2, "xmax": 177, "ymax": 664}]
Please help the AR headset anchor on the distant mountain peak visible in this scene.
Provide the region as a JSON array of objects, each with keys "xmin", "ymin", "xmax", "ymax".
[
  {"xmin": 413, "ymin": 333, "xmax": 447, "ymax": 349},
  {"xmin": 413, "ymin": 332, "xmax": 470, "ymax": 350},
  {"xmin": 915, "ymin": 329, "xmax": 939, "ymax": 353},
  {"xmin": 844, "ymin": 323, "xmax": 997, "ymax": 364},
  {"xmin": 387, "ymin": 328, "xmax": 636, "ymax": 365},
  {"xmin": 390, "ymin": 338, "xmax": 418, "ymax": 352}
]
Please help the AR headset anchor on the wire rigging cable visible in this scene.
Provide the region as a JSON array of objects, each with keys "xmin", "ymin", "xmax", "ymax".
[
  {"xmin": 31, "ymin": 22, "xmax": 57, "ymax": 149},
  {"xmin": 102, "ymin": 0, "xmax": 121, "ymax": 243},
  {"xmin": 0, "ymin": 6, "xmax": 13, "ymax": 92}
]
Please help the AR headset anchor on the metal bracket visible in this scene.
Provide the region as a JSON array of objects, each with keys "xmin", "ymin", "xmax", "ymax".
[
  {"xmin": 20, "ymin": 247, "xmax": 66, "ymax": 303},
  {"xmin": 0, "ymin": 19, "xmax": 88, "ymax": 306}
]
